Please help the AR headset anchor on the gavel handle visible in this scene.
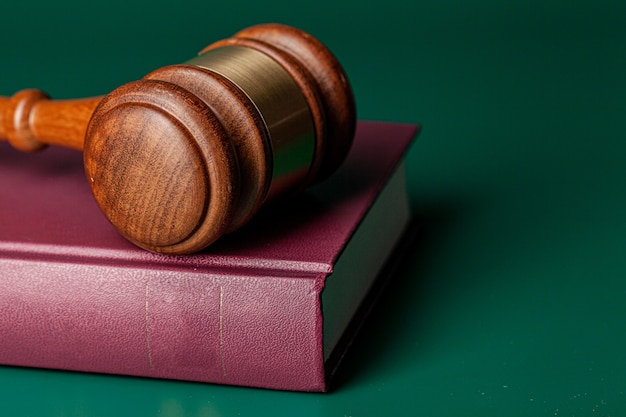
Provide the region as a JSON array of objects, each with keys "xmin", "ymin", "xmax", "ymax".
[{"xmin": 0, "ymin": 90, "xmax": 102, "ymax": 152}]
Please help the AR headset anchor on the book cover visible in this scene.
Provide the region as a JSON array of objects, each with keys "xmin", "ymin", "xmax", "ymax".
[{"xmin": 0, "ymin": 121, "xmax": 419, "ymax": 392}]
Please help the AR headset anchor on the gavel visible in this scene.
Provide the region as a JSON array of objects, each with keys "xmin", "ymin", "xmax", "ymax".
[{"xmin": 0, "ymin": 24, "xmax": 356, "ymax": 254}]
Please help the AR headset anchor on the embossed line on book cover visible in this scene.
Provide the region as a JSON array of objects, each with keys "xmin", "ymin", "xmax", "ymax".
[
  {"xmin": 219, "ymin": 285, "xmax": 226, "ymax": 376},
  {"xmin": 145, "ymin": 281, "xmax": 154, "ymax": 369}
]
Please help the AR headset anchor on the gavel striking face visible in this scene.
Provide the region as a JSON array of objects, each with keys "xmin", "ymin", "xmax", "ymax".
[{"xmin": 0, "ymin": 24, "xmax": 356, "ymax": 254}]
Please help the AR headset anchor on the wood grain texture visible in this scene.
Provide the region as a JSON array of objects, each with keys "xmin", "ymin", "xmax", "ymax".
[
  {"xmin": 84, "ymin": 80, "xmax": 240, "ymax": 254},
  {"xmin": 1, "ymin": 24, "xmax": 356, "ymax": 254},
  {"xmin": 31, "ymin": 97, "xmax": 102, "ymax": 150},
  {"xmin": 144, "ymin": 64, "xmax": 271, "ymax": 233},
  {"xmin": 0, "ymin": 90, "xmax": 101, "ymax": 151}
]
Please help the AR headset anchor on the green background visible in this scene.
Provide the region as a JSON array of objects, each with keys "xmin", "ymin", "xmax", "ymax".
[{"xmin": 2, "ymin": 0, "xmax": 625, "ymax": 415}]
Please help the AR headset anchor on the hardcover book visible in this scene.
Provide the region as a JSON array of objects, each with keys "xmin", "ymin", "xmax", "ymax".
[{"xmin": 0, "ymin": 121, "xmax": 418, "ymax": 392}]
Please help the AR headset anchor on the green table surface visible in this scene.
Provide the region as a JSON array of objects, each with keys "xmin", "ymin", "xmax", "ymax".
[{"xmin": 2, "ymin": 0, "xmax": 625, "ymax": 415}]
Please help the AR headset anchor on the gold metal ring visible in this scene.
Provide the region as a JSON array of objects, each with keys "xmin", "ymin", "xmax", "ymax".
[{"xmin": 186, "ymin": 46, "xmax": 316, "ymax": 199}]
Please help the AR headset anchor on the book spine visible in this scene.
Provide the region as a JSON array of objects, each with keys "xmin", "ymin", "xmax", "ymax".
[{"xmin": 0, "ymin": 259, "xmax": 327, "ymax": 391}]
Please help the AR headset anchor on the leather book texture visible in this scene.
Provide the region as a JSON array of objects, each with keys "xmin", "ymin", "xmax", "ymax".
[{"xmin": 0, "ymin": 121, "xmax": 419, "ymax": 391}]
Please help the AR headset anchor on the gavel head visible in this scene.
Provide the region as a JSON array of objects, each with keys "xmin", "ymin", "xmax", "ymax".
[{"xmin": 83, "ymin": 24, "xmax": 356, "ymax": 254}]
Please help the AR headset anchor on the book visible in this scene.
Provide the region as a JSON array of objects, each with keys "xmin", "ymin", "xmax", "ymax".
[{"xmin": 0, "ymin": 121, "xmax": 419, "ymax": 392}]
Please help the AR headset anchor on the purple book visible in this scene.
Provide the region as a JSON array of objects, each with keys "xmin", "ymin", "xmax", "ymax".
[{"xmin": 0, "ymin": 121, "xmax": 418, "ymax": 392}]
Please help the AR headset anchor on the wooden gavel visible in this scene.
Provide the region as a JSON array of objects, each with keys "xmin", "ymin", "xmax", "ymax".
[{"xmin": 0, "ymin": 24, "xmax": 356, "ymax": 254}]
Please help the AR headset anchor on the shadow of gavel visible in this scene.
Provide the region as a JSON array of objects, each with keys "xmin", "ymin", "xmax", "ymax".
[{"xmin": 0, "ymin": 24, "xmax": 356, "ymax": 254}]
